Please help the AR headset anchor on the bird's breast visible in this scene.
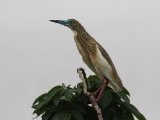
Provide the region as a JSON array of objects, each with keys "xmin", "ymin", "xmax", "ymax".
[
  {"xmin": 90, "ymin": 47, "xmax": 113, "ymax": 80},
  {"xmin": 74, "ymin": 36, "xmax": 88, "ymax": 60}
]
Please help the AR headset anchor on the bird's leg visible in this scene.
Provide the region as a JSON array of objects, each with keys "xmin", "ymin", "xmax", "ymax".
[
  {"xmin": 90, "ymin": 77, "xmax": 107, "ymax": 97},
  {"xmin": 95, "ymin": 78, "xmax": 109, "ymax": 102},
  {"xmin": 91, "ymin": 86, "xmax": 102, "ymax": 97}
]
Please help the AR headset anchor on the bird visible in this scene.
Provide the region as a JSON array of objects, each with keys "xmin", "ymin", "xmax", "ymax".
[{"xmin": 49, "ymin": 19, "xmax": 124, "ymax": 101}]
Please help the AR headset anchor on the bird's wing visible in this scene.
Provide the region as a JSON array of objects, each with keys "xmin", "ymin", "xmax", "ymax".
[{"xmin": 94, "ymin": 40, "xmax": 124, "ymax": 91}]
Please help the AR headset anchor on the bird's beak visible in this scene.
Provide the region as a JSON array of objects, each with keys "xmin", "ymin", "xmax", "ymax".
[
  {"xmin": 49, "ymin": 20, "xmax": 68, "ymax": 26},
  {"xmin": 49, "ymin": 20, "xmax": 59, "ymax": 23}
]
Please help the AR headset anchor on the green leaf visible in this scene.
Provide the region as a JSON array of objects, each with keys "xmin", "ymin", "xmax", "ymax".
[
  {"xmin": 99, "ymin": 90, "xmax": 113, "ymax": 110},
  {"xmin": 87, "ymin": 75, "xmax": 101, "ymax": 85},
  {"xmin": 64, "ymin": 89, "xmax": 74, "ymax": 102},
  {"xmin": 76, "ymin": 83, "xmax": 83, "ymax": 95},
  {"xmin": 87, "ymin": 75, "xmax": 101, "ymax": 91},
  {"xmin": 33, "ymin": 93, "xmax": 47, "ymax": 105},
  {"xmin": 116, "ymin": 91, "xmax": 130, "ymax": 103},
  {"xmin": 76, "ymin": 87, "xmax": 82, "ymax": 95},
  {"xmin": 70, "ymin": 109, "xmax": 83, "ymax": 120},
  {"xmin": 121, "ymin": 111, "xmax": 134, "ymax": 120},
  {"xmin": 122, "ymin": 102, "xmax": 146, "ymax": 120},
  {"xmin": 62, "ymin": 83, "xmax": 66, "ymax": 87},
  {"xmin": 51, "ymin": 111, "xmax": 71, "ymax": 120},
  {"xmin": 74, "ymin": 104, "xmax": 86, "ymax": 114},
  {"xmin": 45, "ymin": 86, "xmax": 64, "ymax": 104},
  {"xmin": 42, "ymin": 111, "xmax": 54, "ymax": 120},
  {"xmin": 77, "ymin": 82, "xmax": 83, "ymax": 88},
  {"xmin": 88, "ymin": 75, "xmax": 100, "ymax": 81},
  {"xmin": 54, "ymin": 89, "xmax": 65, "ymax": 105},
  {"xmin": 123, "ymin": 87, "xmax": 130, "ymax": 96},
  {"xmin": 113, "ymin": 116, "xmax": 120, "ymax": 120},
  {"xmin": 33, "ymin": 100, "xmax": 46, "ymax": 116},
  {"xmin": 33, "ymin": 86, "xmax": 64, "ymax": 116}
]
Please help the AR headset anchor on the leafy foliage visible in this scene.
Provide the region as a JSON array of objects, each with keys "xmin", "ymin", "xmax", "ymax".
[{"xmin": 32, "ymin": 75, "xmax": 146, "ymax": 120}]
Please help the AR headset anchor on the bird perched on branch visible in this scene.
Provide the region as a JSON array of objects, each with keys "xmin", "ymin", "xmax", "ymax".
[{"xmin": 50, "ymin": 19, "xmax": 123, "ymax": 101}]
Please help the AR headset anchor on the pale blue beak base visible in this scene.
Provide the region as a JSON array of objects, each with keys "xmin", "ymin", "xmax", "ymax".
[{"xmin": 49, "ymin": 20, "xmax": 70, "ymax": 26}]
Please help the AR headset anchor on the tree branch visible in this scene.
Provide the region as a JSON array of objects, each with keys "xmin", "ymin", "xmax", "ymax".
[{"xmin": 77, "ymin": 68, "xmax": 103, "ymax": 120}]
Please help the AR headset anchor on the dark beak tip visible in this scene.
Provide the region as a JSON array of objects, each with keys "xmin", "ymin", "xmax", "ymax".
[{"xmin": 49, "ymin": 20, "xmax": 57, "ymax": 23}]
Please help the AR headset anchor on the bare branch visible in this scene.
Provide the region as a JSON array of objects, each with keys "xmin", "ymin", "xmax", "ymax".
[{"xmin": 77, "ymin": 68, "xmax": 103, "ymax": 120}]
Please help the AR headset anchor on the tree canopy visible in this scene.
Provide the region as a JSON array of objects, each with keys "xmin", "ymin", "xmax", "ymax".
[{"xmin": 32, "ymin": 75, "xmax": 146, "ymax": 120}]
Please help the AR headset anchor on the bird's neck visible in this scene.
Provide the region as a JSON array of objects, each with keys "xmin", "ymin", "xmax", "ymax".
[
  {"xmin": 73, "ymin": 28, "xmax": 92, "ymax": 40},
  {"xmin": 73, "ymin": 29, "xmax": 97, "ymax": 56}
]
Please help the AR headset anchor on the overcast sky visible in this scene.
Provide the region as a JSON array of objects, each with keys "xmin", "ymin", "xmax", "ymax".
[{"xmin": 0, "ymin": 0, "xmax": 160, "ymax": 120}]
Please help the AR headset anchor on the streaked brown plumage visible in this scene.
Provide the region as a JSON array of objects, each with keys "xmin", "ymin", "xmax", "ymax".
[{"xmin": 50, "ymin": 19, "xmax": 123, "ymax": 101}]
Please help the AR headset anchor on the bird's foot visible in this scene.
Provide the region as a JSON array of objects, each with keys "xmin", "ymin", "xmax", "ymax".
[
  {"xmin": 89, "ymin": 94, "xmax": 102, "ymax": 103},
  {"xmin": 89, "ymin": 87, "xmax": 104, "ymax": 102},
  {"xmin": 90, "ymin": 86, "xmax": 102, "ymax": 97}
]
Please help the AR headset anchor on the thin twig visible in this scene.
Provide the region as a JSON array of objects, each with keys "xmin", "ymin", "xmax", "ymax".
[{"xmin": 77, "ymin": 68, "xmax": 103, "ymax": 120}]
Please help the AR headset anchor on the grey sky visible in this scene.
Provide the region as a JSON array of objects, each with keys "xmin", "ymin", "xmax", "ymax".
[{"xmin": 0, "ymin": 0, "xmax": 160, "ymax": 120}]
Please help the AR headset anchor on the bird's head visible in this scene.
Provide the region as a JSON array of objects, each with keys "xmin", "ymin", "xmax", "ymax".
[{"xmin": 49, "ymin": 19, "xmax": 85, "ymax": 33}]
